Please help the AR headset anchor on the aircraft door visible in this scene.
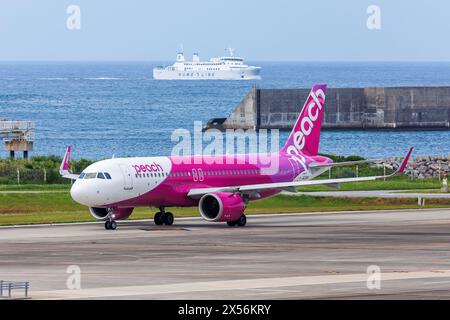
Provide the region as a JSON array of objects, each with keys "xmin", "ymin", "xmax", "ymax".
[
  {"xmin": 192, "ymin": 169, "xmax": 198, "ymax": 182},
  {"xmin": 198, "ymin": 168, "xmax": 204, "ymax": 182},
  {"xmin": 119, "ymin": 164, "xmax": 134, "ymax": 190}
]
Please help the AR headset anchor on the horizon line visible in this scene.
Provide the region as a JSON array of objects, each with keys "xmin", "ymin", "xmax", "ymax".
[{"xmin": 1, "ymin": 60, "xmax": 450, "ymax": 64}]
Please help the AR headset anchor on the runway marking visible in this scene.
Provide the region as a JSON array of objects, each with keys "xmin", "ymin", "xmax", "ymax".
[
  {"xmin": 32, "ymin": 269, "xmax": 450, "ymax": 300},
  {"xmin": 237, "ymin": 288, "xmax": 303, "ymax": 296},
  {"xmin": 422, "ymin": 280, "xmax": 450, "ymax": 285}
]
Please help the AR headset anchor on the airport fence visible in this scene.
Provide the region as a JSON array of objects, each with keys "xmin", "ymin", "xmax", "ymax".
[{"xmin": 0, "ymin": 167, "xmax": 69, "ymax": 184}]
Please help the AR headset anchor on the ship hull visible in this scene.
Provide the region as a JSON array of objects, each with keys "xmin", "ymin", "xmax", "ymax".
[{"xmin": 153, "ymin": 67, "xmax": 261, "ymax": 80}]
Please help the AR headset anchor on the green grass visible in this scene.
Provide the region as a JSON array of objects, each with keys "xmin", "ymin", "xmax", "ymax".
[
  {"xmin": 0, "ymin": 176, "xmax": 441, "ymax": 193},
  {"xmin": 393, "ymin": 189, "xmax": 448, "ymax": 194},
  {"xmin": 297, "ymin": 176, "xmax": 441, "ymax": 192},
  {"xmin": 0, "ymin": 190, "xmax": 449, "ymax": 226},
  {"xmin": 0, "ymin": 184, "xmax": 70, "ymax": 191},
  {"xmin": 0, "ymin": 175, "xmax": 446, "ymax": 226}
]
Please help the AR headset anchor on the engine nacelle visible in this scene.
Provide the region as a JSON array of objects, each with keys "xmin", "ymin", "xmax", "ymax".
[
  {"xmin": 199, "ymin": 192, "xmax": 245, "ymax": 222},
  {"xmin": 89, "ymin": 207, "xmax": 134, "ymax": 221}
]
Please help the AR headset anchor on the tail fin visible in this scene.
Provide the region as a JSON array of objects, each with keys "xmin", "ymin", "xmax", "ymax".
[{"xmin": 280, "ymin": 84, "xmax": 327, "ymax": 156}]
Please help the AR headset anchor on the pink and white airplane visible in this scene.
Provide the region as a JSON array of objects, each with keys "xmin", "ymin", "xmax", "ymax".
[{"xmin": 60, "ymin": 84, "xmax": 413, "ymax": 230}]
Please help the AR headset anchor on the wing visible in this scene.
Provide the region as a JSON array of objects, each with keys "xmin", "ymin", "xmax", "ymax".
[
  {"xmin": 309, "ymin": 158, "xmax": 384, "ymax": 170},
  {"xmin": 59, "ymin": 145, "xmax": 79, "ymax": 180},
  {"xmin": 188, "ymin": 147, "xmax": 413, "ymax": 199}
]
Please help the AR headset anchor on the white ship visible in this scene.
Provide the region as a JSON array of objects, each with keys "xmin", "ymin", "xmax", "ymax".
[{"xmin": 153, "ymin": 48, "xmax": 261, "ymax": 80}]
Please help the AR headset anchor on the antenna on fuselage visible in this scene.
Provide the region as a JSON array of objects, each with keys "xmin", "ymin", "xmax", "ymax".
[{"xmin": 112, "ymin": 154, "xmax": 115, "ymax": 159}]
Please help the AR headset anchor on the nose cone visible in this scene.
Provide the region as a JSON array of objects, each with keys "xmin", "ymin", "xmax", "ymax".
[{"xmin": 70, "ymin": 181, "xmax": 90, "ymax": 206}]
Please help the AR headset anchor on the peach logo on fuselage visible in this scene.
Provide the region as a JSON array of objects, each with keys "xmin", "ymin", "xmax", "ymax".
[{"xmin": 132, "ymin": 163, "xmax": 164, "ymax": 174}]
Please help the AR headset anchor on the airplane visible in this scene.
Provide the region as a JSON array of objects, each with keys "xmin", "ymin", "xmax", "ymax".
[{"xmin": 60, "ymin": 84, "xmax": 413, "ymax": 230}]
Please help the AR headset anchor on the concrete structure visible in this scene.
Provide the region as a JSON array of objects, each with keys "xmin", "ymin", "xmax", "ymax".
[
  {"xmin": 206, "ymin": 87, "xmax": 450, "ymax": 130},
  {"xmin": 3, "ymin": 209, "xmax": 450, "ymax": 299},
  {"xmin": 0, "ymin": 120, "xmax": 34, "ymax": 159}
]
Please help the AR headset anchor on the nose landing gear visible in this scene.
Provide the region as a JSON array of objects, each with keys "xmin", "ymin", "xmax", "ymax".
[
  {"xmin": 154, "ymin": 207, "xmax": 174, "ymax": 226},
  {"xmin": 104, "ymin": 208, "xmax": 118, "ymax": 230}
]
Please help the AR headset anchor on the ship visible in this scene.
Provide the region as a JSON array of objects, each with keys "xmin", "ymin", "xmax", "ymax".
[{"xmin": 153, "ymin": 48, "xmax": 261, "ymax": 80}]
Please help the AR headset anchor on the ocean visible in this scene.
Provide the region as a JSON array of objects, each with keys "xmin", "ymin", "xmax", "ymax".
[{"xmin": 1, "ymin": 61, "xmax": 450, "ymax": 159}]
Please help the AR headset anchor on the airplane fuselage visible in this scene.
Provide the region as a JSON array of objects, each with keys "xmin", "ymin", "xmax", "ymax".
[
  {"xmin": 62, "ymin": 84, "xmax": 412, "ymax": 229},
  {"xmin": 70, "ymin": 152, "xmax": 333, "ymax": 209}
]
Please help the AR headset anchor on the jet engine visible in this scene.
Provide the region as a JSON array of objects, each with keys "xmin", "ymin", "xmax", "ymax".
[
  {"xmin": 199, "ymin": 192, "xmax": 245, "ymax": 222},
  {"xmin": 89, "ymin": 207, "xmax": 134, "ymax": 221}
]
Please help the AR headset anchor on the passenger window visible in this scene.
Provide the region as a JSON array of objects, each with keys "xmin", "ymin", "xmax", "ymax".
[
  {"xmin": 104, "ymin": 172, "xmax": 112, "ymax": 179},
  {"xmin": 97, "ymin": 172, "xmax": 105, "ymax": 179}
]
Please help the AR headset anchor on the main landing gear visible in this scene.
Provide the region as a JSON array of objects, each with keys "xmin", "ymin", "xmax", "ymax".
[
  {"xmin": 154, "ymin": 207, "xmax": 174, "ymax": 226},
  {"xmin": 227, "ymin": 214, "xmax": 247, "ymax": 227},
  {"xmin": 105, "ymin": 219, "xmax": 117, "ymax": 230}
]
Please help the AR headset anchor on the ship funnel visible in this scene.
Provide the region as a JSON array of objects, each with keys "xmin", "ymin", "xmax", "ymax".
[
  {"xmin": 176, "ymin": 52, "xmax": 185, "ymax": 62},
  {"xmin": 193, "ymin": 53, "xmax": 200, "ymax": 62}
]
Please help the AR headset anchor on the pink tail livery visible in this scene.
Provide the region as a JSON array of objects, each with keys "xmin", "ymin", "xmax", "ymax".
[
  {"xmin": 281, "ymin": 84, "xmax": 327, "ymax": 156},
  {"xmin": 60, "ymin": 145, "xmax": 71, "ymax": 172}
]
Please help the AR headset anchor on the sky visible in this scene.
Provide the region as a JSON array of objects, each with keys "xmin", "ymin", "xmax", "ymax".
[{"xmin": 0, "ymin": 0, "xmax": 449, "ymax": 61}]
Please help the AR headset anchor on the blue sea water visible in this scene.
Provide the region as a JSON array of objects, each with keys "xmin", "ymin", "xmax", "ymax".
[{"xmin": 1, "ymin": 61, "xmax": 450, "ymax": 159}]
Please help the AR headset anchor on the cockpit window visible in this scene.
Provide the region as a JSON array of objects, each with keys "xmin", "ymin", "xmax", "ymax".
[
  {"xmin": 79, "ymin": 172, "xmax": 111, "ymax": 180},
  {"xmin": 84, "ymin": 172, "xmax": 97, "ymax": 179}
]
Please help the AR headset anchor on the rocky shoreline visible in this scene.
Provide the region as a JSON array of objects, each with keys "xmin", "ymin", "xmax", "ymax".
[{"xmin": 372, "ymin": 156, "xmax": 450, "ymax": 179}]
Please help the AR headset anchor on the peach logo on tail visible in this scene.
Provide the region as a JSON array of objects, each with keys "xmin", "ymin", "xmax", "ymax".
[
  {"xmin": 290, "ymin": 89, "xmax": 324, "ymax": 152},
  {"xmin": 287, "ymin": 88, "xmax": 325, "ymax": 171}
]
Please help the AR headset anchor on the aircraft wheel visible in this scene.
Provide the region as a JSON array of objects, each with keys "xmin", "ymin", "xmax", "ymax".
[
  {"xmin": 236, "ymin": 214, "xmax": 247, "ymax": 227},
  {"xmin": 227, "ymin": 221, "xmax": 237, "ymax": 227},
  {"xmin": 105, "ymin": 221, "xmax": 111, "ymax": 230},
  {"xmin": 110, "ymin": 220, "xmax": 117, "ymax": 230},
  {"xmin": 154, "ymin": 212, "xmax": 164, "ymax": 225},
  {"xmin": 163, "ymin": 212, "xmax": 174, "ymax": 226}
]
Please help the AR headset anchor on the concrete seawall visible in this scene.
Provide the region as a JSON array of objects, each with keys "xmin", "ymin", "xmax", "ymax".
[{"xmin": 206, "ymin": 87, "xmax": 450, "ymax": 130}]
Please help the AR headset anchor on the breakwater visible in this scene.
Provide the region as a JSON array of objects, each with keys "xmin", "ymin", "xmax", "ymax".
[
  {"xmin": 206, "ymin": 87, "xmax": 450, "ymax": 130},
  {"xmin": 377, "ymin": 156, "xmax": 450, "ymax": 179}
]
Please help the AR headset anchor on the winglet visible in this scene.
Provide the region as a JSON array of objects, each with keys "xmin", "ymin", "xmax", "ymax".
[
  {"xmin": 59, "ymin": 145, "xmax": 79, "ymax": 180},
  {"xmin": 59, "ymin": 145, "xmax": 71, "ymax": 174},
  {"xmin": 397, "ymin": 147, "xmax": 414, "ymax": 175}
]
